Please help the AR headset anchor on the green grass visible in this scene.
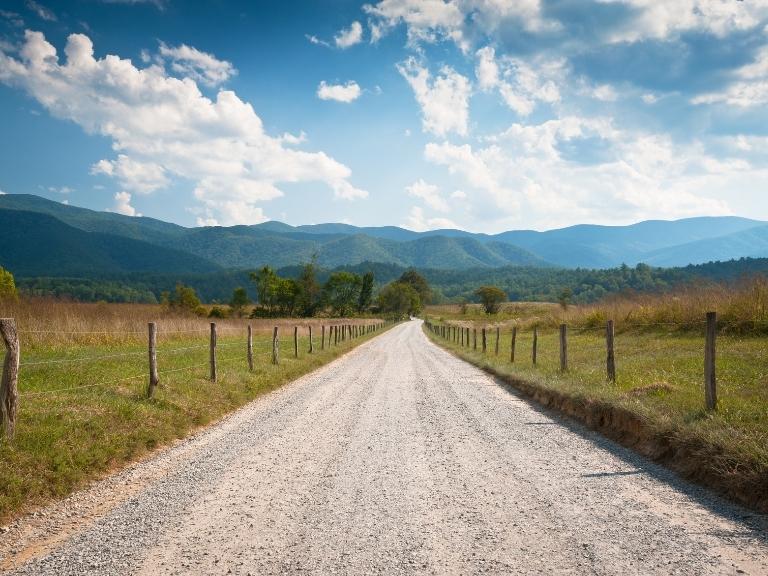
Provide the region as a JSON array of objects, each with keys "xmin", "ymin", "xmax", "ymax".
[
  {"xmin": 0, "ymin": 324, "xmax": 388, "ymax": 523},
  {"xmin": 425, "ymin": 322, "xmax": 768, "ymax": 473}
]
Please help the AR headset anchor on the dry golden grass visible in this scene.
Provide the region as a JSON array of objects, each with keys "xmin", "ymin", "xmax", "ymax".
[
  {"xmin": 0, "ymin": 298, "xmax": 381, "ymax": 349},
  {"xmin": 427, "ymin": 276, "xmax": 768, "ymax": 334},
  {"xmin": 0, "ymin": 297, "xmax": 387, "ymax": 522}
]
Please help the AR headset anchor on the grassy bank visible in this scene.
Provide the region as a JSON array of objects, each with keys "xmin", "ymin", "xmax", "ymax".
[
  {"xmin": 0, "ymin": 301, "xmax": 388, "ymax": 523},
  {"xmin": 423, "ymin": 310, "xmax": 768, "ymax": 512}
]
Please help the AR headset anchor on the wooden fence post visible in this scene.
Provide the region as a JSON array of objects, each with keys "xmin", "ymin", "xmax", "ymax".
[
  {"xmin": 606, "ymin": 320, "xmax": 616, "ymax": 383},
  {"xmin": 294, "ymin": 326, "xmax": 298, "ymax": 358},
  {"xmin": 272, "ymin": 326, "xmax": 279, "ymax": 365},
  {"xmin": 148, "ymin": 322, "xmax": 159, "ymax": 398},
  {"xmin": 0, "ymin": 318, "xmax": 20, "ymax": 440},
  {"xmin": 705, "ymin": 311, "xmax": 717, "ymax": 411},
  {"xmin": 460, "ymin": 327, "xmax": 464, "ymax": 347},
  {"xmin": 473, "ymin": 328, "xmax": 477, "ymax": 350},
  {"xmin": 559, "ymin": 324, "xmax": 568, "ymax": 372},
  {"xmin": 532, "ymin": 326, "xmax": 538, "ymax": 366},
  {"xmin": 495, "ymin": 327, "xmax": 500, "ymax": 356},
  {"xmin": 482, "ymin": 328, "xmax": 487, "ymax": 353},
  {"xmin": 308, "ymin": 325, "xmax": 314, "ymax": 353},
  {"xmin": 510, "ymin": 327, "xmax": 517, "ymax": 363},
  {"xmin": 247, "ymin": 324, "xmax": 254, "ymax": 371},
  {"xmin": 209, "ymin": 322, "xmax": 217, "ymax": 382},
  {"xmin": 321, "ymin": 325, "xmax": 325, "ymax": 350}
]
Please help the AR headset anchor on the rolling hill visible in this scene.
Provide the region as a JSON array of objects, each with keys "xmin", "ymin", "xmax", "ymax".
[
  {"xmin": 0, "ymin": 209, "xmax": 219, "ymax": 277},
  {"xmin": 1, "ymin": 194, "xmax": 767, "ymax": 275}
]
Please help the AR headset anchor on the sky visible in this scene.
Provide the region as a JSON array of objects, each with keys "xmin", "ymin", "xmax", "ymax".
[{"xmin": 1, "ymin": 0, "xmax": 768, "ymax": 233}]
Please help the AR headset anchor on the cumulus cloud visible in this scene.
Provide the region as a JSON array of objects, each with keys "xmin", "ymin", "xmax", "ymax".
[
  {"xmin": 405, "ymin": 179, "xmax": 449, "ymax": 211},
  {"xmin": 397, "ymin": 57, "xmax": 471, "ymax": 136},
  {"xmin": 317, "ymin": 80, "xmax": 362, "ymax": 102},
  {"xmin": 424, "ymin": 116, "xmax": 744, "ymax": 229},
  {"xmin": 112, "ymin": 191, "xmax": 140, "ymax": 216},
  {"xmin": 158, "ymin": 42, "xmax": 236, "ymax": 87},
  {"xmin": 335, "ymin": 21, "xmax": 363, "ymax": 48},
  {"xmin": 404, "ymin": 206, "xmax": 458, "ymax": 231},
  {"xmin": 0, "ymin": 31, "xmax": 366, "ymax": 225},
  {"xmin": 91, "ymin": 155, "xmax": 169, "ymax": 194}
]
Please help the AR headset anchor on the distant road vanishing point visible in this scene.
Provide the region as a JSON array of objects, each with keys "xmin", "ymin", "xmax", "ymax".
[{"xmin": 4, "ymin": 320, "xmax": 767, "ymax": 575}]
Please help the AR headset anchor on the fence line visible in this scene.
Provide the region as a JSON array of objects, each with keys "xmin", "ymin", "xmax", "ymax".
[
  {"xmin": 424, "ymin": 313, "xmax": 732, "ymax": 412},
  {"xmin": 1, "ymin": 319, "xmax": 389, "ymax": 438}
]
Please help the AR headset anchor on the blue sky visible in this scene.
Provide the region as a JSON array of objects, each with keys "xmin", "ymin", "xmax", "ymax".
[{"xmin": 1, "ymin": 0, "xmax": 768, "ymax": 232}]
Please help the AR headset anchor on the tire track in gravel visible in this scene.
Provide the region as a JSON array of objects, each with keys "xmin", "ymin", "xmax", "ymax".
[{"xmin": 3, "ymin": 320, "xmax": 767, "ymax": 576}]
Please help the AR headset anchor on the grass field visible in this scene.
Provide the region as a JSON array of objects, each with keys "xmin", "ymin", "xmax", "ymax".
[
  {"xmin": 0, "ymin": 299, "xmax": 387, "ymax": 523},
  {"xmin": 424, "ymin": 294, "xmax": 768, "ymax": 509}
]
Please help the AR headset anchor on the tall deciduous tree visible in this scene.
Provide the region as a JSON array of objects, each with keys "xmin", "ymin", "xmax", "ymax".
[
  {"xmin": 378, "ymin": 281, "xmax": 421, "ymax": 318},
  {"xmin": 229, "ymin": 287, "xmax": 250, "ymax": 317},
  {"xmin": 398, "ymin": 269, "xmax": 431, "ymax": 305},
  {"xmin": 323, "ymin": 272, "xmax": 362, "ymax": 317},
  {"xmin": 358, "ymin": 271, "xmax": 374, "ymax": 312}
]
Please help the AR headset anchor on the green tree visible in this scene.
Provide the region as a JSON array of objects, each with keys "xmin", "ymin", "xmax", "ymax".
[
  {"xmin": 169, "ymin": 283, "xmax": 204, "ymax": 315},
  {"xmin": 250, "ymin": 266, "xmax": 280, "ymax": 314},
  {"xmin": 275, "ymin": 278, "xmax": 300, "ymax": 316},
  {"xmin": 0, "ymin": 266, "xmax": 18, "ymax": 301},
  {"xmin": 296, "ymin": 259, "xmax": 321, "ymax": 317},
  {"xmin": 323, "ymin": 272, "xmax": 362, "ymax": 317},
  {"xmin": 378, "ymin": 281, "xmax": 421, "ymax": 318},
  {"xmin": 398, "ymin": 269, "xmax": 431, "ymax": 305},
  {"xmin": 558, "ymin": 287, "xmax": 573, "ymax": 311},
  {"xmin": 475, "ymin": 285, "xmax": 506, "ymax": 314},
  {"xmin": 229, "ymin": 287, "xmax": 250, "ymax": 317},
  {"xmin": 357, "ymin": 271, "xmax": 374, "ymax": 312}
]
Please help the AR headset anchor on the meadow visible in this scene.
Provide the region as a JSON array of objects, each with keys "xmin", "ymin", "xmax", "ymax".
[
  {"xmin": 0, "ymin": 298, "xmax": 386, "ymax": 523},
  {"xmin": 424, "ymin": 278, "xmax": 768, "ymax": 510}
]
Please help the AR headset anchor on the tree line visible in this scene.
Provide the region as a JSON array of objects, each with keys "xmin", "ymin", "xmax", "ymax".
[{"xmin": 162, "ymin": 263, "xmax": 432, "ymax": 319}]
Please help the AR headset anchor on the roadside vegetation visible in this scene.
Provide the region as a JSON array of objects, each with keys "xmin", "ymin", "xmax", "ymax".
[
  {"xmin": 0, "ymin": 293, "xmax": 393, "ymax": 523},
  {"xmin": 424, "ymin": 276, "xmax": 768, "ymax": 510}
]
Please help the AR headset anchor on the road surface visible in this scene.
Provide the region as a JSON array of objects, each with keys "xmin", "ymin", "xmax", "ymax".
[{"xmin": 2, "ymin": 320, "xmax": 767, "ymax": 575}]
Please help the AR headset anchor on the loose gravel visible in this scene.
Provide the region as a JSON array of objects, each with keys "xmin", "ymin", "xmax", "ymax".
[{"xmin": 2, "ymin": 320, "xmax": 767, "ymax": 575}]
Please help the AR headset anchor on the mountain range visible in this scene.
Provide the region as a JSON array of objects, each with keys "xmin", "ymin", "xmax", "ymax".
[{"xmin": 1, "ymin": 193, "xmax": 767, "ymax": 278}]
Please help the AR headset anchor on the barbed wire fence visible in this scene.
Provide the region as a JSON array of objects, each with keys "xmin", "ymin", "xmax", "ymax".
[
  {"xmin": 424, "ymin": 312, "xmax": 768, "ymax": 414},
  {"xmin": 0, "ymin": 319, "xmax": 388, "ymax": 440}
]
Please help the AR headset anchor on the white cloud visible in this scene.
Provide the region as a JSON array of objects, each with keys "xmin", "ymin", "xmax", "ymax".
[
  {"xmin": 405, "ymin": 178, "xmax": 449, "ymax": 211},
  {"xmin": 317, "ymin": 80, "xmax": 362, "ymax": 102},
  {"xmin": 597, "ymin": 0, "xmax": 768, "ymax": 43},
  {"xmin": 335, "ymin": 21, "xmax": 364, "ymax": 48},
  {"xmin": 26, "ymin": 1, "xmax": 56, "ymax": 22},
  {"xmin": 475, "ymin": 46, "xmax": 500, "ymax": 91},
  {"xmin": 0, "ymin": 31, "xmax": 366, "ymax": 225},
  {"xmin": 404, "ymin": 206, "xmax": 458, "ymax": 231},
  {"xmin": 692, "ymin": 45, "xmax": 768, "ymax": 107},
  {"xmin": 158, "ymin": 42, "xmax": 236, "ymax": 87},
  {"xmin": 278, "ymin": 131, "xmax": 307, "ymax": 145},
  {"xmin": 364, "ymin": 0, "xmax": 555, "ymax": 48},
  {"xmin": 591, "ymin": 84, "xmax": 618, "ymax": 102},
  {"xmin": 91, "ymin": 155, "xmax": 169, "ymax": 194},
  {"xmin": 425, "ymin": 117, "xmax": 741, "ymax": 229},
  {"xmin": 450, "ymin": 190, "xmax": 467, "ymax": 199},
  {"xmin": 0, "ymin": 188, "xmax": 6, "ymax": 195},
  {"xmin": 474, "ymin": 47, "xmax": 563, "ymax": 116},
  {"xmin": 111, "ymin": 191, "xmax": 140, "ymax": 216},
  {"xmin": 48, "ymin": 186, "xmax": 74, "ymax": 194},
  {"xmin": 397, "ymin": 57, "xmax": 471, "ymax": 136}
]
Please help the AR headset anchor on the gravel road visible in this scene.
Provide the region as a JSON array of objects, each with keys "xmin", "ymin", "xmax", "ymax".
[{"xmin": 2, "ymin": 320, "xmax": 767, "ymax": 575}]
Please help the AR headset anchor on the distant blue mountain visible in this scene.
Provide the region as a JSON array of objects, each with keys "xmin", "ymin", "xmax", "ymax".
[{"xmin": 1, "ymin": 194, "xmax": 766, "ymax": 275}]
